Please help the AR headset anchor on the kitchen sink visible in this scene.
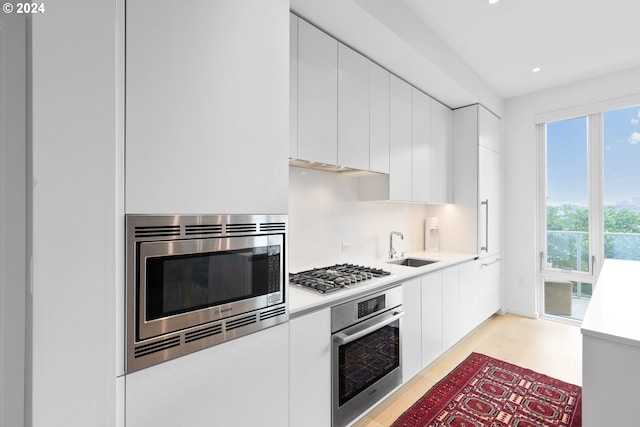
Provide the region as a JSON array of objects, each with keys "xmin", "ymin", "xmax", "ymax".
[{"xmin": 387, "ymin": 258, "xmax": 438, "ymax": 267}]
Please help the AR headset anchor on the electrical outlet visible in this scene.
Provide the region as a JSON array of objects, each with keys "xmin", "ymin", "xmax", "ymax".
[{"xmin": 341, "ymin": 242, "xmax": 352, "ymax": 252}]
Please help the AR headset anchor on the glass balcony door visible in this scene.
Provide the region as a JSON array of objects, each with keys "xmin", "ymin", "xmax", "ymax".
[
  {"xmin": 538, "ymin": 115, "xmax": 597, "ymax": 321},
  {"xmin": 538, "ymin": 104, "xmax": 640, "ymax": 322}
]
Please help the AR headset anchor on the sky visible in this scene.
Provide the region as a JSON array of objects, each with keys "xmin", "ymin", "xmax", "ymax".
[{"xmin": 546, "ymin": 105, "xmax": 640, "ymax": 207}]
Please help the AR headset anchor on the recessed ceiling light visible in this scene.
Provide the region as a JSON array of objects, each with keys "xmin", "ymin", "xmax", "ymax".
[
  {"xmin": 488, "ymin": 0, "xmax": 499, "ymax": 4},
  {"xmin": 532, "ymin": 67, "xmax": 542, "ymax": 73}
]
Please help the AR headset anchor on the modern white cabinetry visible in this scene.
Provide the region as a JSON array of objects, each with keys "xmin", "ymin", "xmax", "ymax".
[
  {"xmin": 479, "ymin": 255, "xmax": 502, "ymax": 320},
  {"xmin": 292, "ymin": 16, "xmax": 385, "ymax": 173},
  {"xmin": 421, "ymin": 272, "xmax": 443, "ymax": 367},
  {"xmin": 458, "ymin": 256, "xmax": 502, "ymax": 338},
  {"xmin": 286, "ymin": 260, "xmax": 498, "ymax": 426},
  {"xmin": 451, "ymin": 104, "xmax": 501, "ymax": 256},
  {"xmin": 441, "ymin": 267, "xmax": 461, "ymax": 350},
  {"xmin": 361, "ymin": 81, "xmax": 453, "ymax": 204},
  {"xmin": 479, "ymin": 146, "xmax": 501, "ymax": 256},
  {"xmin": 458, "ymin": 261, "xmax": 479, "ymax": 337},
  {"xmin": 402, "ymin": 278, "xmax": 423, "ymax": 382},
  {"xmin": 361, "ymin": 76, "xmax": 441, "ymax": 203},
  {"xmin": 450, "ymin": 104, "xmax": 502, "ymax": 323},
  {"xmin": 388, "ymin": 75, "xmax": 413, "ymax": 202},
  {"xmin": 297, "ymin": 18, "xmax": 338, "ymax": 165},
  {"xmin": 338, "ymin": 43, "xmax": 370, "ymax": 170},
  {"xmin": 412, "ymin": 88, "xmax": 431, "ymax": 203},
  {"xmin": 369, "ymin": 62, "xmax": 390, "ymax": 174},
  {"xmin": 290, "ymin": 309, "xmax": 331, "ymax": 427},
  {"xmin": 421, "ymin": 266, "xmax": 461, "ymax": 368},
  {"xmin": 430, "ymin": 100, "xmax": 453, "ymax": 204},
  {"xmin": 125, "ymin": 0, "xmax": 288, "ymax": 214},
  {"xmin": 126, "ymin": 323, "xmax": 289, "ymax": 427},
  {"xmin": 289, "ymin": 13, "xmax": 298, "ymax": 158}
]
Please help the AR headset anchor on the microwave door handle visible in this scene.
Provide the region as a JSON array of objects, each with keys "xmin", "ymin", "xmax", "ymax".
[{"xmin": 334, "ymin": 310, "xmax": 405, "ymax": 345}]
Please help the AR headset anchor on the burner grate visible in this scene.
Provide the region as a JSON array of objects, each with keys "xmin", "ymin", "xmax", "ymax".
[{"xmin": 290, "ymin": 263, "xmax": 391, "ymax": 294}]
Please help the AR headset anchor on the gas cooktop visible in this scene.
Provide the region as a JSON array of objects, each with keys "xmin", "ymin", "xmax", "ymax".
[{"xmin": 289, "ymin": 263, "xmax": 392, "ymax": 294}]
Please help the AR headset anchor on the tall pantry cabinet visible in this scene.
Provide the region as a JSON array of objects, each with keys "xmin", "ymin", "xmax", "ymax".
[
  {"xmin": 451, "ymin": 104, "xmax": 503, "ymax": 332},
  {"xmin": 124, "ymin": 1, "xmax": 290, "ymax": 426}
]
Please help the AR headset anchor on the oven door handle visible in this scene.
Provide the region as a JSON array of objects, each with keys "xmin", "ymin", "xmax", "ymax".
[{"xmin": 334, "ymin": 310, "xmax": 405, "ymax": 345}]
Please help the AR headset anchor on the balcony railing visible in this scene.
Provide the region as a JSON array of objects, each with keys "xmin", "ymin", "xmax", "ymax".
[{"xmin": 546, "ymin": 230, "xmax": 640, "ymax": 298}]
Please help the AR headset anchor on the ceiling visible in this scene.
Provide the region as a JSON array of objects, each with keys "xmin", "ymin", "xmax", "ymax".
[{"xmin": 400, "ymin": 0, "xmax": 640, "ymax": 99}]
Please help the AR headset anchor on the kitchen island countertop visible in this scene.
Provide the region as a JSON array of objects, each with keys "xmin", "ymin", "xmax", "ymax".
[
  {"xmin": 581, "ymin": 258, "xmax": 640, "ymax": 347},
  {"xmin": 288, "ymin": 251, "xmax": 477, "ymax": 318}
]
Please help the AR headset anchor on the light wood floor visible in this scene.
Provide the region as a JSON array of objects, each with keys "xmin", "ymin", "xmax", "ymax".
[{"xmin": 353, "ymin": 313, "xmax": 582, "ymax": 427}]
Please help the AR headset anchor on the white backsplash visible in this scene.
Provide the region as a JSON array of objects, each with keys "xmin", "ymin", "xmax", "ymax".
[{"xmin": 289, "ymin": 166, "xmax": 439, "ymax": 271}]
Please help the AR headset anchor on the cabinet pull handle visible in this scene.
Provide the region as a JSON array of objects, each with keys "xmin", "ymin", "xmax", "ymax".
[
  {"xmin": 481, "ymin": 258, "xmax": 501, "ymax": 267},
  {"xmin": 481, "ymin": 199, "xmax": 489, "ymax": 253}
]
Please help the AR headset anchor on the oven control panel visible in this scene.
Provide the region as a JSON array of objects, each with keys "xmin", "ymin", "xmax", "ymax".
[
  {"xmin": 331, "ymin": 286, "xmax": 402, "ymax": 333},
  {"xmin": 357, "ymin": 294, "xmax": 386, "ymax": 319}
]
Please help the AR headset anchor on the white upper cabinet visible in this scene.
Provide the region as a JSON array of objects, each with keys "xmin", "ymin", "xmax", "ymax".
[
  {"xmin": 292, "ymin": 17, "xmax": 452, "ymax": 203},
  {"xmin": 369, "ymin": 62, "xmax": 390, "ymax": 174},
  {"xmin": 297, "ymin": 19, "xmax": 338, "ymax": 165},
  {"xmin": 338, "ymin": 43, "xmax": 370, "ymax": 170},
  {"xmin": 389, "ymin": 75, "xmax": 413, "ymax": 202},
  {"xmin": 430, "ymin": 99, "xmax": 453, "ymax": 203},
  {"xmin": 126, "ymin": 0, "xmax": 289, "ymax": 214},
  {"xmin": 478, "ymin": 104, "xmax": 501, "ymax": 153},
  {"xmin": 289, "ymin": 14, "xmax": 298, "ymax": 159},
  {"xmin": 412, "ymin": 88, "xmax": 431, "ymax": 203}
]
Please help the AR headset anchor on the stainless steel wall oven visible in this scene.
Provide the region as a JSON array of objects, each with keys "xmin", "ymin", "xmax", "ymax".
[
  {"xmin": 125, "ymin": 214, "xmax": 288, "ymax": 373},
  {"xmin": 331, "ymin": 286, "xmax": 404, "ymax": 427}
]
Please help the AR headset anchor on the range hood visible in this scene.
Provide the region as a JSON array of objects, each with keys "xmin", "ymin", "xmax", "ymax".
[{"xmin": 288, "ymin": 158, "xmax": 384, "ymax": 177}]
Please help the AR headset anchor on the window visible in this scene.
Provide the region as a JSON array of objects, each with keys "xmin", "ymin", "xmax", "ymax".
[
  {"xmin": 538, "ymin": 105, "xmax": 640, "ymax": 321},
  {"xmin": 603, "ymin": 106, "xmax": 640, "ymax": 261}
]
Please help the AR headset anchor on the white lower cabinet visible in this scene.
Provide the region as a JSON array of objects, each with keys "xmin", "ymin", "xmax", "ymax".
[
  {"xmin": 459, "ymin": 255, "xmax": 502, "ymax": 337},
  {"xmin": 479, "ymin": 255, "xmax": 502, "ymax": 320},
  {"xmin": 125, "ymin": 324, "xmax": 289, "ymax": 427},
  {"xmin": 421, "ymin": 272, "xmax": 443, "ymax": 367},
  {"xmin": 442, "ymin": 267, "xmax": 461, "ymax": 351},
  {"xmin": 402, "ymin": 278, "xmax": 423, "ymax": 382},
  {"xmin": 421, "ymin": 266, "xmax": 461, "ymax": 368},
  {"xmin": 289, "ymin": 309, "xmax": 331, "ymax": 427}
]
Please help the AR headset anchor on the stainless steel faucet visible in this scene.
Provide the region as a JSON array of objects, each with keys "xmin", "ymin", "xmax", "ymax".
[{"xmin": 389, "ymin": 231, "xmax": 404, "ymax": 259}]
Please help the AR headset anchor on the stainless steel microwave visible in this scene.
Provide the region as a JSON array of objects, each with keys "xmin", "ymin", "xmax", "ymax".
[{"xmin": 125, "ymin": 214, "xmax": 288, "ymax": 373}]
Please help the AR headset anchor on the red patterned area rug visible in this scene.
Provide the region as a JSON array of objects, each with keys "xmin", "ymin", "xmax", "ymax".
[{"xmin": 391, "ymin": 353, "xmax": 582, "ymax": 427}]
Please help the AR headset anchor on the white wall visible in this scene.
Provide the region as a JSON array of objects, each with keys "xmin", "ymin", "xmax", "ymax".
[
  {"xmin": 30, "ymin": 0, "xmax": 120, "ymax": 425},
  {"xmin": 503, "ymin": 66, "xmax": 640, "ymax": 317},
  {"xmin": 289, "ymin": 166, "xmax": 431, "ymax": 270}
]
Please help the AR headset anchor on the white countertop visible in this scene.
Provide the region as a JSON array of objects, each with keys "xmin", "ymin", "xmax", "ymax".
[
  {"xmin": 581, "ymin": 259, "xmax": 640, "ymax": 347},
  {"xmin": 288, "ymin": 251, "xmax": 477, "ymax": 317}
]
